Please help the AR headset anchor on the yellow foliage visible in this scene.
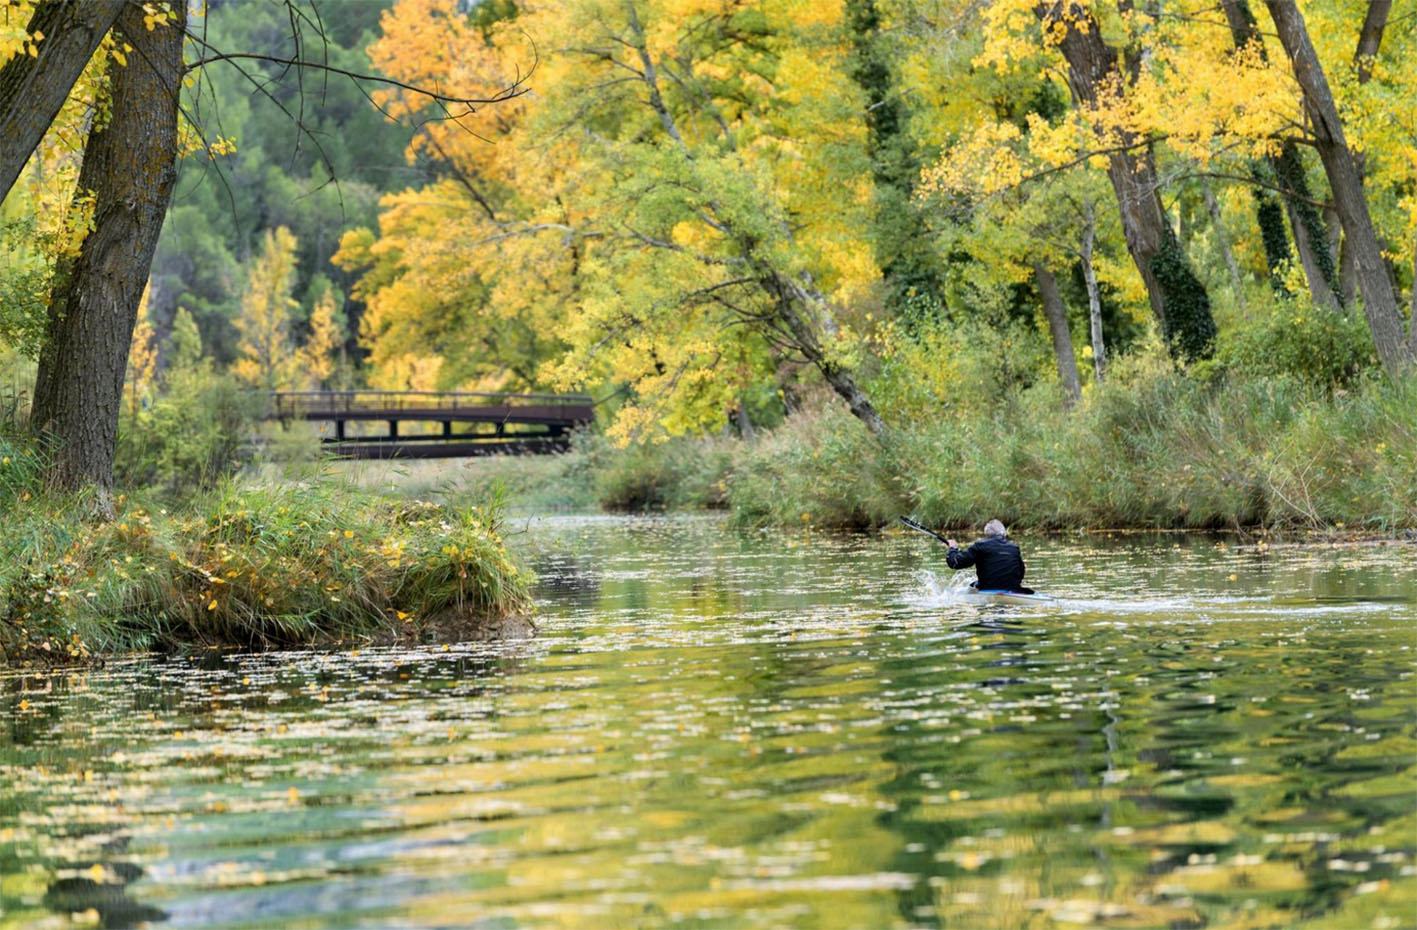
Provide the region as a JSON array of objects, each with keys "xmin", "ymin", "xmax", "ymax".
[
  {"xmin": 300, "ymin": 286, "xmax": 342, "ymax": 389},
  {"xmin": 125, "ymin": 286, "xmax": 157, "ymax": 418},
  {"xmin": 233, "ymin": 227, "xmax": 300, "ymax": 391}
]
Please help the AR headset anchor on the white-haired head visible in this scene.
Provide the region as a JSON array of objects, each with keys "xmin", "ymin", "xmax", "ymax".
[{"xmin": 983, "ymin": 519, "xmax": 1007, "ymax": 538}]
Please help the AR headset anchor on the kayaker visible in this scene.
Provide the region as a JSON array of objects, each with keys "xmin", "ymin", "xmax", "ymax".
[{"xmin": 945, "ymin": 519, "xmax": 1030, "ymax": 593}]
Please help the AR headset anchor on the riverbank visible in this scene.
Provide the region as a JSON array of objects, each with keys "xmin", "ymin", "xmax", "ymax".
[
  {"xmin": 370, "ymin": 370, "xmax": 1415, "ymax": 535},
  {"xmin": 0, "ymin": 434, "xmax": 532, "ymax": 665}
]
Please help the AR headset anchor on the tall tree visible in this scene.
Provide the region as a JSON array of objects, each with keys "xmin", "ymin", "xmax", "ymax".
[
  {"xmin": 300, "ymin": 285, "xmax": 342, "ymax": 390},
  {"xmin": 1219, "ymin": 0, "xmax": 1341, "ymax": 311},
  {"xmin": 1263, "ymin": 0, "xmax": 1415, "ymax": 373},
  {"xmin": 232, "ymin": 227, "xmax": 300, "ymax": 392},
  {"xmin": 845, "ymin": 0, "xmax": 946, "ymax": 322},
  {"xmin": 0, "ymin": 0, "xmax": 126, "ymax": 204},
  {"xmin": 358, "ymin": 0, "xmax": 889, "ymax": 439},
  {"xmin": 31, "ymin": 0, "xmax": 185, "ymax": 496},
  {"xmin": 1032, "ymin": 1, "xmax": 1217, "ymax": 362}
]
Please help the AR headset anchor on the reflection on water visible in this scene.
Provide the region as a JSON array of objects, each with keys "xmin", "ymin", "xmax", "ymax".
[{"xmin": 3, "ymin": 516, "xmax": 1414, "ymax": 928}]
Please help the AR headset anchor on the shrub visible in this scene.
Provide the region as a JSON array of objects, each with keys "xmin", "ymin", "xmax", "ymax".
[
  {"xmin": 114, "ymin": 365, "xmax": 259, "ymax": 497},
  {"xmin": 1215, "ymin": 299, "xmax": 1377, "ymax": 387}
]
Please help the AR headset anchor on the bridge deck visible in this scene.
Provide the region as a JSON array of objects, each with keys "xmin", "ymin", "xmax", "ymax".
[{"xmin": 267, "ymin": 391, "xmax": 594, "ymax": 458}]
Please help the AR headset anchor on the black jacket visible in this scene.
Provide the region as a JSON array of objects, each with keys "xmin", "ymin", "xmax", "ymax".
[{"xmin": 946, "ymin": 535, "xmax": 1026, "ymax": 591}]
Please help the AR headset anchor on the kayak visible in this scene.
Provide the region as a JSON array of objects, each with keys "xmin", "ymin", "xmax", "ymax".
[{"xmin": 956, "ymin": 588, "xmax": 1058, "ymax": 607}]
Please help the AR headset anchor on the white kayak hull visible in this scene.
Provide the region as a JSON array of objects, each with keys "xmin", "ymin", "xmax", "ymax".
[{"xmin": 957, "ymin": 589, "xmax": 1058, "ymax": 607}]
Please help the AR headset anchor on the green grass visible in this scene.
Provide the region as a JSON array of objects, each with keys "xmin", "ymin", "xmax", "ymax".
[
  {"xmin": 547, "ymin": 367, "xmax": 1416, "ymax": 535},
  {"xmin": 728, "ymin": 369, "xmax": 1416, "ymax": 533}
]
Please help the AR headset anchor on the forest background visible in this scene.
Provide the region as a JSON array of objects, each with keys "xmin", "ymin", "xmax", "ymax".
[{"xmin": 2, "ymin": 0, "xmax": 1416, "ymax": 541}]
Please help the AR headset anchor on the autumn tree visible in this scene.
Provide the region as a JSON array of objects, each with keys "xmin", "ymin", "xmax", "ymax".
[
  {"xmin": 357, "ymin": 0, "xmax": 889, "ymax": 439},
  {"xmin": 300, "ymin": 284, "xmax": 343, "ymax": 390},
  {"xmin": 1219, "ymin": 0, "xmax": 1341, "ymax": 311},
  {"xmin": 30, "ymin": 0, "xmax": 186, "ymax": 496},
  {"xmin": 1261, "ymin": 0, "xmax": 1414, "ymax": 374},
  {"xmin": 232, "ymin": 227, "xmax": 300, "ymax": 392},
  {"xmin": 0, "ymin": 0, "xmax": 125, "ymax": 203}
]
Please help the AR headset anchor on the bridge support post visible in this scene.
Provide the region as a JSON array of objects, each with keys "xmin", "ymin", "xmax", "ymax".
[
  {"xmin": 335, "ymin": 419, "xmax": 345, "ymax": 441},
  {"xmin": 388, "ymin": 420, "xmax": 398, "ymax": 440},
  {"xmin": 442, "ymin": 421, "xmax": 452, "ymax": 438}
]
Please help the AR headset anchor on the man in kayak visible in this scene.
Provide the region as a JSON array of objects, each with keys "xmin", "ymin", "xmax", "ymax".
[{"xmin": 945, "ymin": 519, "xmax": 1031, "ymax": 593}]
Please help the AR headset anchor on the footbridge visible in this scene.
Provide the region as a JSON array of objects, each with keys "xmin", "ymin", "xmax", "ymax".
[{"xmin": 268, "ymin": 391, "xmax": 594, "ymax": 459}]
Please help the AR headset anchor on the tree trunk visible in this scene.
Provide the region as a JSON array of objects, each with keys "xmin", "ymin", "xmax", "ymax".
[
  {"xmin": 1199, "ymin": 178, "xmax": 1244, "ymax": 302},
  {"xmin": 735, "ymin": 400, "xmax": 756, "ymax": 440},
  {"xmin": 1354, "ymin": 1, "xmax": 1390, "ymax": 84},
  {"xmin": 845, "ymin": 0, "xmax": 945, "ymax": 320},
  {"xmin": 768, "ymin": 275, "xmax": 888, "ymax": 436},
  {"xmin": 0, "ymin": 0, "xmax": 127, "ymax": 204},
  {"xmin": 1343, "ymin": 1, "xmax": 1390, "ymax": 305},
  {"xmin": 1220, "ymin": 1, "xmax": 1341, "ymax": 309},
  {"xmin": 1252, "ymin": 185, "xmax": 1291, "ymax": 295},
  {"xmin": 1080, "ymin": 206, "xmax": 1107, "ymax": 384},
  {"xmin": 1263, "ymin": 1, "xmax": 1413, "ymax": 375},
  {"xmin": 1274, "ymin": 143, "xmax": 1341, "ymax": 310},
  {"xmin": 1036, "ymin": 2, "xmax": 1216, "ymax": 362},
  {"xmin": 1033, "ymin": 263, "xmax": 1082, "ymax": 408},
  {"xmin": 31, "ymin": 1, "xmax": 185, "ymax": 495}
]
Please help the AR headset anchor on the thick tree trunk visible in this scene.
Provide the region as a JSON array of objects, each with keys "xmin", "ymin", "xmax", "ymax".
[
  {"xmin": 0, "ymin": 0, "xmax": 127, "ymax": 204},
  {"xmin": 1263, "ymin": 1, "xmax": 1413, "ymax": 375},
  {"xmin": 1220, "ymin": 1, "xmax": 1341, "ymax": 310},
  {"xmin": 1036, "ymin": 2, "xmax": 1216, "ymax": 362},
  {"xmin": 31, "ymin": 1, "xmax": 185, "ymax": 494},
  {"xmin": 1033, "ymin": 263, "xmax": 1081, "ymax": 408},
  {"xmin": 1080, "ymin": 207, "xmax": 1106, "ymax": 384}
]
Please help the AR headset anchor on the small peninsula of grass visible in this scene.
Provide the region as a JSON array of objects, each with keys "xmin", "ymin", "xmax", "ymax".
[{"xmin": 0, "ymin": 434, "xmax": 532, "ymax": 665}]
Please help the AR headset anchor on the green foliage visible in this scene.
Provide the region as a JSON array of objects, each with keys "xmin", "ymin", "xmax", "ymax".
[
  {"xmin": 150, "ymin": 0, "xmax": 411, "ymax": 363},
  {"xmin": 1251, "ymin": 187, "xmax": 1292, "ymax": 293},
  {"xmin": 0, "ymin": 214, "xmax": 53, "ymax": 356},
  {"xmin": 1215, "ymin": 300, "xmax": 1377, "ymax": 387},
  {"xmin": 868, "ymin": 314, "xmax": 1050, "ymax": 421}
]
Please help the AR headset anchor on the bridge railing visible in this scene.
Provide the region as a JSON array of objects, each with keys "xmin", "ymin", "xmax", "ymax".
[{"xmin": 269, "ymin": 390, "xmax": 595, "ymax": 419}]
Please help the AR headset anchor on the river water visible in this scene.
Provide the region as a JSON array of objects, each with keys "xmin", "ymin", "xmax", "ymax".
[{"xmin": 3, "ymin": 516, "xmax": 1414, "ymax": 929}]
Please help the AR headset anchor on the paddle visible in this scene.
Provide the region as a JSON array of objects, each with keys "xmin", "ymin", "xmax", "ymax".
[{"xmin": 899, "ymin": 516, "xmax": 952, "ymax": 546}]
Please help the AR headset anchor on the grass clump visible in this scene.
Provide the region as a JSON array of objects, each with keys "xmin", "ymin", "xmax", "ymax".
[
  {"xmin": 589, "ymin": 434, "xmax": 734, "ymax": 512},
  {"xmin": 1, "ymin": 435, "xmax": 532, "ymax": 664}
]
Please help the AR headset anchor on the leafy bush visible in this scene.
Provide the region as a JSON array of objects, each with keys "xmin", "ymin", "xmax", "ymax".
[
  {"xmin": 727, "ymin": 408, "xmax": 904, "ymax": 530},
  {"xmin": 114, "ymin": 365, "xmax": 260, "ymax": 497},
  {"xmin": 590, "ymin": 434, "xmax": 734, "ymax": 511},
  {"xmin": 1216, "ymin": 300, "xmax": 1377, "ymax": 387}
]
